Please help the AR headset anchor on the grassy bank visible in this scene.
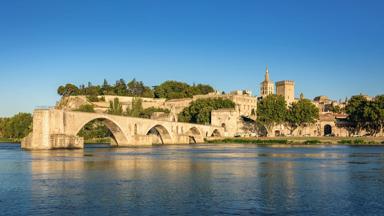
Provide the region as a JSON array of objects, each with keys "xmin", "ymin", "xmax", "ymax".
[
  {"xmin": 206, "ymin": 137, "xmax": 384, "ymax": 145},
  {"xmin": 0, "ymin": 138, "xmax": 22, "ymax": 143}
]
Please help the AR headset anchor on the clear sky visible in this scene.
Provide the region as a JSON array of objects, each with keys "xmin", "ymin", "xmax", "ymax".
[{"xmin": 0, "ymin": 0, "xmax": 383, "ymax": 116}]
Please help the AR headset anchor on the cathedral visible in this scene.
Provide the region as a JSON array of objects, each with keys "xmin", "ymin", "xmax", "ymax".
[{"xmin": 260, "ymin": 65, "xmax": 295, "ymax": 105}]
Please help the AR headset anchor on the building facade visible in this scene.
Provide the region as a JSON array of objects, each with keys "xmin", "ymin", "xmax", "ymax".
[
  {"xmin": 276, "ymin": 80, "xmax": 295, "ymax": 105},
  {"xmin": 260, "ymin": 65, "xmax": 275, "ymax": 98}
]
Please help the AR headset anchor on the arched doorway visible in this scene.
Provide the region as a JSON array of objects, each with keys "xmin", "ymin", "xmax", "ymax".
[
  {"xmin": 76, "ymin": 118, "xmax": 129, "ymax": 147},
  {"xmin": 146, "ymin": 125, "xmax": 173, "ymax": 144},
  {"xmin": 324, "ymin": 124, "xmax": 332, "ymax": 136},
  {"xmin": 211, "ymin": 129, "xmax": 221, "ymax": 137},
  {"xmin": 275, "ymin": 130, "xmax": 281, "ymax": 137}
]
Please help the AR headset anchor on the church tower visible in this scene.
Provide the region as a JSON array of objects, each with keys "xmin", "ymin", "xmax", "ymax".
[{"xmin": 260, "ymin": 65, "xmax": 275, "ymax": 97}]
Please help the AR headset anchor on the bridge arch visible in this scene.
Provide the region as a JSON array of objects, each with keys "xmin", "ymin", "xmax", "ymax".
[
  {"xmin": 211, "ymin": 129, "xmax": 222, "ymax": 137},
  {"xmin": 74, "ymin": 116, "xmax": 130, "ymax": 146},
  {"xmin": 186, "ymin": 126, "xmax": 204, "ymax": 143},
  {"xmin": 146, "ymin": 124, "xmax": 173, "ymax": 144}
]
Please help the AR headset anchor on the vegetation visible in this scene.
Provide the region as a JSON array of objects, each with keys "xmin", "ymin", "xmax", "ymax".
[
  {"xmin": 154, "ymin": 81, "xmax": 214, "ymax": 99},
  {"xmin": 345, "ymin": 95, "xmax": 384, "ymax": 136},
  {"xmin": 329, "ymin": 103, "xmax": 343, "ymax": 114},
  {"xmin": 178, "ymin": 98, "xmax": 235, "ymax": 124},
  {"xmin": 75, "ymin": 104, "xmax": 95, "ymax": 113},
  {"xmin": 126, "ymin": 98, "xmax": 170, "ymax": 118},
  {"xmin": 256, "ymin": 95, "xmax": 287, "ymax": 135},
  {"xmin": 0, "ymin": 113, "xmax": 32, "ymax": 139},
  {"xmin": 286, "ymin": 98, "xmax": 319, "ymax": 134},
  {"xmin": 303, "ymin": 139, "xmax": 322, "ymax": 144},
  {"xmin": 57, "ymin": 79, "xmax": 214, "ymax": 100},
  {"xmin": 78, "ymin": 120, "xmax": 112, "ymax": 140},
  {"xmin": 207, "ymin": 138, "xmax": 288, "ymax": 144},
  {"xmin": 337, "ymin": 139, "xmax": 377, "ymax": 145},
  {"xmin": 107, "ymin": 98, "xmax": 124, "ymax": 115}
]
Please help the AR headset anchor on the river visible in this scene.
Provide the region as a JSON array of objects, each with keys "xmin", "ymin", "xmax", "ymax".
[{"xmin": 0, "ymin": 143, "xmax": 383, "ymax": 215}]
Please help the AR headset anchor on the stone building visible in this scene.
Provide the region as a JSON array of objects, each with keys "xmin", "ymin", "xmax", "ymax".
[
  {"xmin": 211, "ymin": 109, "xmax": 240, "ymax": 137},
  {"xmin": 193, "ymin": 91, "xmax": 257, "ymax": 118},
  {"xmin": 260, "ymin": 65, "xmax": 275, "ymax": 98},
  {"xmin": 276, "ymin": 80, "xmax": 295, "ymax": 105}
]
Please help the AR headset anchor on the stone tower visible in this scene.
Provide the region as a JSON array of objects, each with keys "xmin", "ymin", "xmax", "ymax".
[
  {"xmin": 260, "ymin": 65, "xmax": 275, "ymax": 97},
  {"xmin": 276, "ymin": 80, "xmax": 295, "ymax": 105}
]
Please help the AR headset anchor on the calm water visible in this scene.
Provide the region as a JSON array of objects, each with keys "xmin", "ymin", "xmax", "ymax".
[{"xmin": 0, "ymin": 143, "xmax": 384, "ymax": 215}]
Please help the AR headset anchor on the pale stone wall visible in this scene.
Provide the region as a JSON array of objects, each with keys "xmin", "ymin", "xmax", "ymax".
[
  {"xmin": 276, "ymin": 80, "xmax": 295, "ymax": 105},
  {"xmin": 193, "ymin": 91, "xmax": 257, "ymax": 117},
  {"xmin": 211, "ymin": 109, "xmax": 240, "ymax": 137},
  {"xmin": 22, "ymin": 108, "xmax": 225, "ymax": 150},
  {"xmin": 57, "ymin": 92, "xmax": 257, "ymax": 119}
]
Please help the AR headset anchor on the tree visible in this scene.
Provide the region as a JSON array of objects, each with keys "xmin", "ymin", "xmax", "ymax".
[
  {"xmin": 108, "ymin": 98, "xmax": 123, "ymax": 115},
  {"xmin": 57, "ymin": 83, "xmax": 79, "ymax": 96},
  {"xmin": 190, "ymin": 84, "xmax": 215, "ymax": 95},
  {"xmin": 114, "ymin": 79, "xmax": 128, "ymax": 96},
  {"xmin": 329, "ymin": 103, "xmax": 343, "ymax": 114},
  {"xmin": 127, "ymin": 79, "xmax": 154, "ymax": 98},
  {"xmin": 286, "ymin": 98, "xmax": 319, "ymax": 135},
  {"xmin": 178, "ymin": 98, "xmax": 235, "ymax": 124},
  {"xmin": 101, "ymin": 79, "xmax": 115, "ymax": 95},
  {"xmin": 154, "ymin": 81, "xmax": 193, "ymax": 99},
  {"xmin": 0, "ymin": 113, "xmax": 32, "ymax": 139},
  {"xmin": 126, "ymin": 98, "xmax": 143, "ymax": 117},
  {"xmin": 154, "ymin": 80, "xmax": 215, "ymax": 99},
  {"xmin": 125, "ymin": 98, "xmax": 170, "ymax": 118},
  {"xmin": 345, "ymin": 95, "xmax": 368, "ymax": 135},
  {"xmin": 363, "ymin": 95, "xmax": 384, "ymax": 136},
  {"xmin": 256, "ymin": 95, "xmax": 287, "ymax": 136}
]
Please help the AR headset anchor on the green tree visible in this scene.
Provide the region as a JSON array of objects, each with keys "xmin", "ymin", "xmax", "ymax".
[
  {"xmin": 329, "ymin": 103, "xmax": 343, "ymax": 114},
  {"xmin": 375, "ymin": 95, "xmax": 384, "ymax": 135},
  {"xmin": 363, "ymin": 95, "xmax": 384, "ymax": 135},
  {"xmin": 114, "ymin": 79, "xmax": 128, "ymax": 96},
  {"xmin": 0, "ymin": 118, "xmax": 8, "ymax": 137},
  {"xmin": 154, "ymin": 80, "xmax": 193, "ymax": 99},
  {"xmin": 126, "ymin": 98, "xmax": 143, "ymax": 117},
  {"xmin": 256, "ymin": 95, "xmax": 287, "ymax": 136},
  {"xmin": 190, "ymin": 84, "xmax": 215, "ymax": 95},
  {"xmin": 125, "ymin": 98, "xmax": 170, "ymax": 118},
  {"xmin": 286, "ymin": 98, "xmax": 319, "ymax": 135},
  {"xmin": 57, "ymin": 83, "xmax": 79, "ymax": 96},
  {"xmin": 0, "ymin": 113, "xmax": 33, "ymax": 139},
  {"xmin": 178, "ymin": 98, "xmax": 235, "ymax": 124},
  {"xmin": 108, "ymin": 98, "xmax": 123, "ymax": 115},
  {"xmin": 345, "ymin": 95, "xmax": 368, "ymax": 135},
  {"xmin": 101, "ymin": 79, "xmax": 115, "ymax": 95},
  {"xmin": 127, "ymin": 79, "xmax": 154, "ymax": 98}
]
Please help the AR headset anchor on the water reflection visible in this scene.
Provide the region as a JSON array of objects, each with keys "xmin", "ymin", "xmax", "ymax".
[{"xmin": 0, "ymin": 144, "xmax": 384, "ymax": 215}]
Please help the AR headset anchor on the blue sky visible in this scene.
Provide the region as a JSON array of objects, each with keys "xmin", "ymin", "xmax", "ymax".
[{"xmin": 0, "ymin": 0, "xmax": 383, "ymax": 116}]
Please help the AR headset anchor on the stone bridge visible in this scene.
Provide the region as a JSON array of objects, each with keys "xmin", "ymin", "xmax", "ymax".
[{"xmin": 22, "ymin": 108, "xmax": 224, "ymax": 150}]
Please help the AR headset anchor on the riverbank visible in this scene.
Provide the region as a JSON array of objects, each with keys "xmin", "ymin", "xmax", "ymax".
[
  {"xmin": 2, "ymin": 136, "xmax": 384, "ymax": 145},
  {"xmin": 0, "ymin": 138, "xmax": 21, "ymax": 143},
  {"xmin": 206, "ymin": 136, "xmax": 384, "ymax": 145}
]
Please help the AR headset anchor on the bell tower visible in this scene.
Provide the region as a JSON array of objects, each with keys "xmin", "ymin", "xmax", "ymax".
[{"xmin": 260, "ymin": 65, "xmax": 275, "ymax": 97}]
